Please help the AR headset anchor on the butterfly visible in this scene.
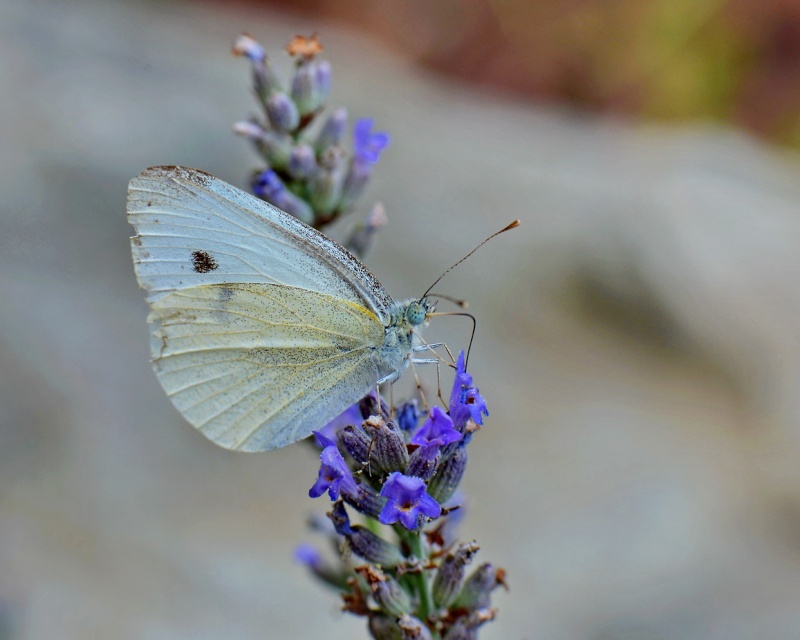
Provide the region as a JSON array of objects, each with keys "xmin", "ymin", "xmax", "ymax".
[{"xmin": 127, "ymin": 166, "xmax": 434, "ymax": 452}]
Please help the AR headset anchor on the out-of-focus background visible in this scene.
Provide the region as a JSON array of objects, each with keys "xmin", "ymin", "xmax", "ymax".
[{"xmin": 2, "ymin": 0, "xmax": 800, "ymax": 638}]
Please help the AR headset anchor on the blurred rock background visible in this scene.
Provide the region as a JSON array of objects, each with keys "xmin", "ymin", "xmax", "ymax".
[{"xmin": 2, "ymin": 0, "xmax": 800, "ymax": 638}]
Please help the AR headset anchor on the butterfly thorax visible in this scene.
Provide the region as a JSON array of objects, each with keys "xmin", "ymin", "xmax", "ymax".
[{"xmin": 374, "ymin": 298, "xmax": 434, "ymax": 379}]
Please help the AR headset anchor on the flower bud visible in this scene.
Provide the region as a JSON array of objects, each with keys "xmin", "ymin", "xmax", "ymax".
[
  {"xmin": 443, "ymin": 609, "xmax": 496, "ymax": 639},
  {"xmin": 453, "ymin": 563, "xmax": 506, "ymax": 611},
  {"xmin": 345, "ymin": 202, "xmax": 388, "ymax": 260},
  {"xmin": 308, "ymin": 146, "xmax": 347, "ymax": 215},
  {"xmin": 231, "ymin": 119, "xmax": 266, "ymax": 140},
  {"xmin": 348, "ymin": 527, "xmax": 405, "ymax": 568},
  {"xmin": 368, "ymin": 419, "xmax": 409, "ymax": 475},
  {"xmin": 432, "ymin": 541, "xmax": 480, "ymax": 608},
  {"xmin": 266, "ymin": 91, "xmax": 300, "ymax": 132},
  {"xmin": 356, "ymin": 565, "xmax": 411, "ymax": 619},
  {"xmin": 342, "ymin": 481, "xmax": 386, "ymax": 520},
  {"xmin": 328, "ymin": 501, "xmax": 404, "ymax": 567},
  {"xmin": 368, "ymin": 615, "xmax": 404, "ymax": 640},
  {"xmin": 340, "ymin": 424, "xmax": 372, "ymax": 466},
  {"xmin": 279, "ymin": 193, "xmax": 314, "ymax": 224},
  {"xmin": 442, "ymin": 619, "xmax": 472, "ymax": 640},
  {"xmin": 287, "ymin": 143, "xmax": 317, "ymax": 179},
  {"xmin": 254, "ymin": 130, "xmax": 292, "ymax": 168},
  {"xmin": 291, "ymin": 59, "xmax": 331, "ymax": 116},
  {"xmin": 426, "ymin": 443, "xmax": 467, "ymax": 504},
  {"xmin": 233, "ymin": 121, "xmax": 292, "ymax": 167},
  {"xmin": 232, "ymin": 33, "xmax": 282, "ymax": 101},
  {"xmin": 232, "ymin": 33, "xmax": 265, "ymax": 63},
  {"xmin": 315, "ymin": 106, "xmax": 348, "ymax": 153},
  {"xmin": 407, "ymin": 445, "xmax": 439, "ymax": 481},
  {"xmin": 398, "ymin": 614, "xmax": 432, "ymax": 640},
  {"xmin": 339, "ymin": 158, "xmax": 373, "ymax": 212}
]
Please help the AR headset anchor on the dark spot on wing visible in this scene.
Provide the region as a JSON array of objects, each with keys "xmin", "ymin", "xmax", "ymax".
[
  {"xmin": 147, "ymin": 201, "xmax": 152, "ymax": 207},
  {"xmin": 191, "ymin": 250, "xmax": 219, "ymax": 273}
]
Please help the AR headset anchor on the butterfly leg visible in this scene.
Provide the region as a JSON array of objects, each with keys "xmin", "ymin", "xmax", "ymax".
[
  {"xmin": 376, "ymin": 371, "xmax": 401, "ymax": 385},
  {"xmin": 410, "ymin": 334, "xmax": 460, "ymax": 406},
  {"xmin": 412, "ymin": 342, "xmax": 444, "ymax": 352}
]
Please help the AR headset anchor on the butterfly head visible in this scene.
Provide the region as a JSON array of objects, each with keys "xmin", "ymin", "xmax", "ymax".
[{"xmin": 406, "ymin": 298, "xmax": 434, "ymax": 326}]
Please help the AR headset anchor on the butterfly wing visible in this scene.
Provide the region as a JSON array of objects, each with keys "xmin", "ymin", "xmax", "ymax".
[
  {"xmin": 127, "ymin": 166, "xmax": 399, "ymax": 451},
  {"xmin": 127, "ymin": 166, "xmax": 393, "ymax": 316},
  {"xmin": 149, "ymin": 282, "xmax": 386, "ymax": 451}
]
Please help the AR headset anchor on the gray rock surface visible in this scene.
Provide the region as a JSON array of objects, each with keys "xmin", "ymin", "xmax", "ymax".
[{"xmin": 2, "ymin": 0, "xmax": 800, "ymax": 638}]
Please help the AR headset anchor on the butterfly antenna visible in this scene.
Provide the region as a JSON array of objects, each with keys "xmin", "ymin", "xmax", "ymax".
[
  {"xmin": 428, "ymin": 311, "xmax": 477, "ymax": 368},
  {"xmin": 425, "ymin": 292, "xmax": 469, "ymax": 308},
  {"xmin": 421, "ymin": 219, "xmax": 520, "ymax": 299}
]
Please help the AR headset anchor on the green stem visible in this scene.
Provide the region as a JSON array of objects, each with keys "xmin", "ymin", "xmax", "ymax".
[
  {"xmin": 405, "ymin": 529, "xmax": 433, "ymax": 623},
  {"xmin": 365, "ymin": 515, "xmax": 381, "ymax": 536}
]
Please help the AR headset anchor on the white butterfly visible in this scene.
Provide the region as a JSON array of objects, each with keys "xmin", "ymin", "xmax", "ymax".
[{"xmin": 128, "ymin": 166, "xmax": 432, "ymax": 452}]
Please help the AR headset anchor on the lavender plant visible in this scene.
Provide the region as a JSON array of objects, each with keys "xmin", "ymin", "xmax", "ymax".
[
  {"xmin": 233, "ymin": 34, "xmax": 388, "ymax": 248},
  {"xmin": 233, "ymin": 34, "xmax": 507, "ymax": 640}
]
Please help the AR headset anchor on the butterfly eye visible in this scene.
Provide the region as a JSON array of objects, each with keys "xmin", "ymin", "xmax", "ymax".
[{"xmin": 406, "ymin": 301, "xmax": 427, "ymax": 326}]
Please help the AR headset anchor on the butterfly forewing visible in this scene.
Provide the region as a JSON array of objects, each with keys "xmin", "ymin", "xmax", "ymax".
[
  {"xmin": 149, "ymin": 283, "xmax": 387, "ymax": 451},
  {"xmin": 128, "ymin": 166, "xmax": 393, "ymax": 317}
]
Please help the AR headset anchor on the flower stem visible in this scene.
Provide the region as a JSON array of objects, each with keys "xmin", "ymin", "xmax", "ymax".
[{"xmin": 404, "ymin": 528, "xmax": 433, "ymax": 622}]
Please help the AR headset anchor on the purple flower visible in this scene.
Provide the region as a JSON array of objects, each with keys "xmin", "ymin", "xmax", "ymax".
[
  {"xmin": 252, "ymin": 169, "xmax": 284, "ymax": 201},
  {"xmin": 294, "ymin": 540, "xmax": 349, "ymax": 590},
  {"xmin": 312, "ymin": 430, "xmax": 338, "ymax": 450},
  {"xmin": 309, "ymin": 431, "xmax": 358, "ymax": 500},
  {"xmin": 353, "ymin": 118, "xmax": 389, "ymax": 165},
  {"xmin": 379, "ymin": 472, "xmax": 441, "ymax": 530},
  {"xmin": 449, "ymin": 351, "xmax": 489, "ymax": 429},
  {"xmin": 328, "ymin": 500, "xmax": 356, "ymax": 536},
  {"xmin": 293, "ymin": 543, "xmax": 323, "ymax": 569},
  {"xmin": 411, "ymin": 406, "xmax": 462, "ymax": 452},
  {"xmin": 396, "ymin": 399, "xmax": 420, "ymax": 433}
]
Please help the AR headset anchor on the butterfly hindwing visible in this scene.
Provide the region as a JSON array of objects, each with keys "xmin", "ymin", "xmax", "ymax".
[{"xmin": 148, "ymin": 282, "xmax": 386, "ymax": 451}]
